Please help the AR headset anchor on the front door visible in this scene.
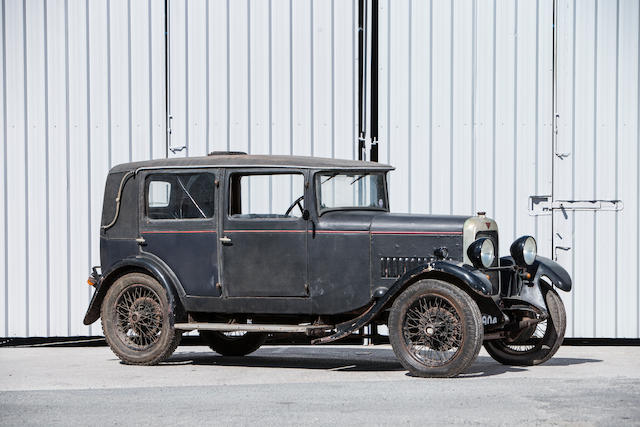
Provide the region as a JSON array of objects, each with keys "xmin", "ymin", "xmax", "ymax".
[
  {"xmin": 139, "ymin": 169, "xmax": 221, "ymax": 297},
  {"xmin": 220, "ymin": 170, "xmax": 309, "ymax": 297}
]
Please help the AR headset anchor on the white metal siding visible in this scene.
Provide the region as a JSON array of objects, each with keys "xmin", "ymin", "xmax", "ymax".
[
  {"xmin": 1, "ymin": 0, "xmax": 638, "ymax": 338},
  {"xmin": 554, "ymin": 0, "xmax": 640, "ymax": 338},
  {"xmin": 1, "ymin": 0, "xmax": 166, "ymax": 337},
  {"xmin": 166, "ymin": 0, "xmax": 357, "ymax": 161}
]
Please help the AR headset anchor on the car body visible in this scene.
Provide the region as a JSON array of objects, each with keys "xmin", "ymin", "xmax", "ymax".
[{"xmin": 85, "ymin": 152, "xmax": 572, "ymax": 377}]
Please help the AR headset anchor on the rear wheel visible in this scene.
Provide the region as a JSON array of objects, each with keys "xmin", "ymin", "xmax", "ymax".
[
  {"xmin": 101, "ymin": 273, "xmax": 181, "ymax": 365},
  {"xmin": 200, "ymin": 330, "xmax": 267, "ymax": 356},
  {"xmin": 484, "ymin": 286, "xmax": 566, "ymax": 366},
  {"xmin": 388, "ymin": 279, "xmax": 483, "ymax": 378}
]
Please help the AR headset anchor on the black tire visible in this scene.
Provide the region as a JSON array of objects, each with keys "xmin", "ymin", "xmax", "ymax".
[
  {"xmin": 388, "ymin": 279, "xmax": 484, "ymax": 378},
  {"xmin": 200, "ymin": 331, "xmax": 267, "ymax": 356},
  {"xmin": 101, "ymin": 273, "xmax": 181, "ymax": 365},
  {"xmin": 484, "ymin": 286, "xmax": 566, "ymax": 366}
]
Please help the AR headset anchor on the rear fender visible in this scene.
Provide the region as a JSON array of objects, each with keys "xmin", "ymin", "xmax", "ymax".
[{"xmin": 83, "ymin": 254, "xmax": 186, "ymax": 325}]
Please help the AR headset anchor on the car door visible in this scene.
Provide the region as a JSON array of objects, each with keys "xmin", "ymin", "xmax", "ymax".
[
  {"xmin": 139, "ymin": 169, "xmax": 221, "ymax": 297},
  {"xmin": 220, "ymin": 169, "xmax": 309, "ymax": 297}
]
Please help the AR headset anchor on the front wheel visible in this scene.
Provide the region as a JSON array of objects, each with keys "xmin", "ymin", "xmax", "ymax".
[
  {"xmin": 388, "ymin": 279, "xmax": 484, "ymax": 378},
  {"xmin": 484, "ymin": 286, "xmax": 566, "ymax": 366}
]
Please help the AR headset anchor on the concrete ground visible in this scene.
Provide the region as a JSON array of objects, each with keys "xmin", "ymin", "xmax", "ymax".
[{"xmin": 1, "ymin": 344, "xmax": 639, "ymax": 426}]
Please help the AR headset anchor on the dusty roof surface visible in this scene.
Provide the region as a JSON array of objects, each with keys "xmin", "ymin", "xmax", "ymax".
[{"xmin": 110, "ymin": 153, "xmax": 394, "ymax": 173}]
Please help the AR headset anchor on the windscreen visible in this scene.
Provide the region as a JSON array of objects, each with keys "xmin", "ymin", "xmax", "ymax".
[{"xmin": 316, "ymin": 172, "xmax": 387, "ymax": 213}]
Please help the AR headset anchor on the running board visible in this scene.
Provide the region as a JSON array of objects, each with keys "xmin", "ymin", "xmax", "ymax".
[{"xmin": 174, "ymin": 322, "xmax": 334, "ymax": 335}]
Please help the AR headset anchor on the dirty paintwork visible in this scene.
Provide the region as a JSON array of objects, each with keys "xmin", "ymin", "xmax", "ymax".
[{"xmin": 85, "ymin": 154, "xmax": 572, "ymax": 349}]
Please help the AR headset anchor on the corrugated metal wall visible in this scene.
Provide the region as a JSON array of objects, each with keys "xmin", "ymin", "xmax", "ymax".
[
  {"xmin": 0, "ymin": 0, "xmax": 166, "ymax": 337},
  {"xmin": 165, "ymin": 0, "xmax": 358, "ymax": 162},
  {"xmin": 1, "ymin": 0, "xmax": 638, "ymax": 338},
  {"xmin": 554, "ymin": 0, "xmax": 640, "ymax": 338}
]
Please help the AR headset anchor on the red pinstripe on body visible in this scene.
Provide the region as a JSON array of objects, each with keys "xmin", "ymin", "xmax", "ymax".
[
  {"xmin": 141, "ymin": 230, "xmax": 217, "ymax": 234},
  {"xmin": 140, "ymin": 229, "xmax": 461, "ymax": 235},
  {"xmin": 371, "ymin": 231, "xmax": 462, "ymax": 235}
]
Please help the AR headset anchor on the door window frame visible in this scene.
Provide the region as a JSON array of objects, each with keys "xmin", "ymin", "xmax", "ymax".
[
  {"xmin": 138, "ymin": 168, "xmax": 220, "ymax": 230},
  {"xmin": 224, "ymin": 168, "xmax": 309, "ymax": 223}
]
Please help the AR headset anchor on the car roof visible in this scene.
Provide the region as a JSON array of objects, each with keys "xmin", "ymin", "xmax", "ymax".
[{"xmin": 110, "ymin": 153, "xmax": 394, "ymax": 173}]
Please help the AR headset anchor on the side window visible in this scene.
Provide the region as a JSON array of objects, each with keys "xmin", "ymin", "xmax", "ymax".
[
  {"xmin": 146, "ymin": 173, "xmax": 215, "ymax": 220},
  {"xmin": 229, "ymin": 173, "xmax": 304, "ymax": 219},
  {"xmin": 148, "ymin": 181, "xmax": 171, "ymax": 207}
]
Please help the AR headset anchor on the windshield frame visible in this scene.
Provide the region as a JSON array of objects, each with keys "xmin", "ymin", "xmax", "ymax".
[{"xmin": 313, "ymin": 170, "xmax": 390, "ymax": 216}]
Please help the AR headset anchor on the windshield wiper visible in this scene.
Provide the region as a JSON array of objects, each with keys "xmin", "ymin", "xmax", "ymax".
[
  {"xmin": 321, "ymin": 172, "xmax": 339, "ymax": 184},
  {"xmin": 349, "ymin": 173, "xmax": 369, "ymax": 185}
]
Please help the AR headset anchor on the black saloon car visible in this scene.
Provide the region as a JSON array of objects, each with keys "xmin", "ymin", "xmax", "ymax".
[{"xmin": 84, "ymin": 152, "xmax": 572, "ymax": 377}]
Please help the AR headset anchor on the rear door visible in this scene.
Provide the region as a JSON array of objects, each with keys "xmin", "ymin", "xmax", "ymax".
[
  {"xmin": 220, "ymin": 170, "xmax": 309, "ymax": 297},
  {"xmin": 139, "ymin": 169, "xmax": 221, "ymax": 297}
]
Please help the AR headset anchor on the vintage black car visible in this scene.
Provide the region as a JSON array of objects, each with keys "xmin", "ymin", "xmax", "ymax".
[{"xmin": 84, "ymin": 152, "xmax": 572, "ymax": 377}]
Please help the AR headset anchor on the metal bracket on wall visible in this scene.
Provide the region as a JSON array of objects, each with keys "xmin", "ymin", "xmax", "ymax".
[
  {"xmin": 529, "ymin": 195, "xmax": 624, "ymax": 216},
  {"xmin": 554, "ymin": 245, "xmax": 571, "ymax": 261},
  {"xmin": 553, "ymin": 114, "xmax": 570, "ymax": 159},
  {"xmin": 169, "ymin": 145, "xmax": 186, "ymax": 154}
]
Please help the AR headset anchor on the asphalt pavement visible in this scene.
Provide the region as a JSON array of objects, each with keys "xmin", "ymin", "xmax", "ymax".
[{"xmin": 1, "ymin": 344, "xmax": 639, "ymax": 426}]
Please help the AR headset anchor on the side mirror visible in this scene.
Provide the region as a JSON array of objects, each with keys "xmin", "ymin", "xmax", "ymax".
[{"xmin": 302, "ymin": 209, "xmax": 310, "ymax": 221}]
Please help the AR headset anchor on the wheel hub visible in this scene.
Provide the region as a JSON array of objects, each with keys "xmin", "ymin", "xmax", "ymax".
[
  {"xmin": 403, "ymin": 295, "xmax": 463, "ymax": 366},
  {"xmin": 115, "ymin": 286, "xmax": 163, "ymax": 350}
]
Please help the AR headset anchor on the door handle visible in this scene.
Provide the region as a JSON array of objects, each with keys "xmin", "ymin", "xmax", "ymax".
[{"xmin": 220, "ymin": 236, "xmax": 232, "ymax": 244}]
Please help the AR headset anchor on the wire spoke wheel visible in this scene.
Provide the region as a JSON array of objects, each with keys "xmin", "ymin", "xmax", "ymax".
[
  {"xmin": 484, "ymin": 286, "xmax": 566, "ymax": 366},
  {"xmin": 389, "ymin": 279, "xmax": 483, "ymax": 378},
  {"xmin": 502, "ymin": 320, "xmax": 548, "ymax": 353},
  {"xmin": 403, "ymin": 295, "xmax": 463, "ymax": 367},
  {"xmin": 114, "ymin": 284, "xmax": 163, "ymax": 351},
  {"xmin": 101, "ymin": 273, "xmax": 181, "ymax": 365},
  {"xmin": 221, "ymin": 331, "xmax": 247, "ymax": 339}
]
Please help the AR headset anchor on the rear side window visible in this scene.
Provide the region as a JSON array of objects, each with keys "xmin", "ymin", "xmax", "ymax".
[{"xmin": 146, "ymin": 173, "xmax": 215, "ymax": 220}]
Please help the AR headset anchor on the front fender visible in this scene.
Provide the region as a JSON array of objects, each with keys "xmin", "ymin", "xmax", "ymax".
[
  {"xmin": 83, "ymin": 254, "xmax": 185, "ymax": 325},
  {"xmin": 497, "ymin": 255, "xmax": 571, "ymax": 314},
  {"xmin": 532, "ymin": 256, "xmax": 572, "ymax": 292},
  {"xmin": 313, "ymin": 260, "xmax": 502, "ymax": 344},
  {"xmin": 427, "ymin": 260, "xmax": 495, "ymax": 296}
]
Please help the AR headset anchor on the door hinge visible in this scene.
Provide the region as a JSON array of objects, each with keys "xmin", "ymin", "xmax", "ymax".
[{"xmin": 529, "ymin": 195, "xmax": 624, "ymax": 216}]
